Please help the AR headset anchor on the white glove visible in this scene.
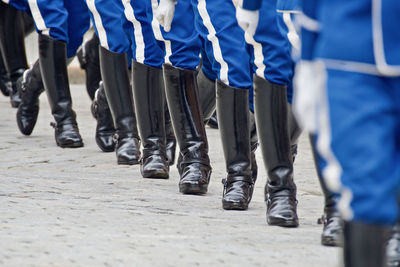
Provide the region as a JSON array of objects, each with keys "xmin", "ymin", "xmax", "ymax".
[
  {"xmin": 156, "ymin": 0, "xmax": 176, "ymax": 32},
  {"xmin": 293, "ymin": 60, "xmax": 326, "ymax": 134},
  {"xmin": 236, "ymin": 7, "xmax": 259, "ymax": 37}
]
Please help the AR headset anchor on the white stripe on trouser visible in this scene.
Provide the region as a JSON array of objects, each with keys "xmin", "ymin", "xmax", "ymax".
[
  {"xmin": 150, "ymin": 0, "xmax": 171, "ymax": 64},
  {"xmin": 86, "ymin": 0, "xmax": 109, "ymax": 50},
  {"xmin": 197, "ymin": 0, "xmax": 229, "ymax": 85},
  {"xmin": 245, "ymin": 32, "xmax": 265, "ymax": 79},
  {"xmin": 121, "ymin": 0, "xmax": 145, "ymax": 63},
  {"xmin": 28, "ymin": 0, "xmax": 49, "ymax": 35},
  {"xmin": 317, "ymin": 66, "xmax": 354, "ymax": 221},
  {"xmin": 282, "ymin": 12, "xmax": 300, "ymax": 52}
]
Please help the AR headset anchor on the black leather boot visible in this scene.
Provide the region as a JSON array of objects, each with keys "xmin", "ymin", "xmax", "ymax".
[
  {"xmin": 39, "ymin": 35, "xmax": 83, "ymax": 148},
  {"xmin": 132, "ymin": 61, "xmax": 169, "ymax": 179},
  {"xmin": 197, "ymin": 69, "xmax": 216, "ymax": 123},
  {"xmin": 77, "ymin": 32, "xmax": 101, "ymax": 100},
  {"xmin": 207, "ymin": 112, "xmax": 218, "ymax": 129},
  {"xmin": 165, "ymin": 105, "xmax": 177, "ymax": 165},
  {"xmin": 92, "ymin": 82, "xmax": 115, "ymax": 152},
  {"xmin": 99, "ymin": 46, "xmax": 140, "ymax": 165},
  {"xmin": 0, "ymin": 53, "xmax": 10, "ymax": 96},
  {"xmin": 16, "ymin": 61, "xmax": 44, "ymax": 135},
  {"xmin": 386, "ymin": 224, "xmax": 400, "ymax": 267},
  {"xmin": 0, "ymin": 2, "xmax": 28, "ymax": 107},
  {"xmin": 310, "ymin": 134, "xmax": 343, "ymax": 246},
  {"xmin": 216, "ymin": 81, "xmax": 253, "ymax": 210},
  {"xmin": 163, "ymin": 64, "xmax": 212, "ymax": 194},
  {"xmin": 344, "ymin": 221, "xmax": 389, "ymax": 267},
  {"xmin": 288, "ymin": 104, "xmax": 302, "ymax": 161},
  {"xmin": 254, "ymin": 76, "xmax": 298, "ymax": 227}
]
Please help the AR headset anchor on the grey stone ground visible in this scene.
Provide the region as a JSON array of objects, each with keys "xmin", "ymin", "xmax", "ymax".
[{"xmin": 0, "ymin": 84, "xmax": 341, "ymax": 267}]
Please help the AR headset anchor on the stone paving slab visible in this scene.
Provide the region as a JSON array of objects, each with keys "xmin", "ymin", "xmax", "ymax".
[{"xmin": 0, "ymin": 85, "xmax": 341, "ymax": 266}]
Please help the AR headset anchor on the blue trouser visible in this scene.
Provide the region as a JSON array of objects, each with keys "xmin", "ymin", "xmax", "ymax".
[
  {"xmin": 193, "ymin": 0, "xmax": 252, "ymax": 89},
  {"xmin": 246, "ymin": 0, "xmax": 294, "ymax": 103},
  {"xmin": 319, "ymin": 68, "xmax": 400, "ymax": 225},
  {"xmin": 8, "ymin": 0, "xmax": 90, "ymax": 58}
]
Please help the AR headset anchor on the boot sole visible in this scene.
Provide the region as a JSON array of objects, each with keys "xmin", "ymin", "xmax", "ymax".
[
  {"xmin": 321, "ymin": 236, "xmax": 342, "ymax": 247},
  {"xmin": 267, "ymin": 217, "xmax": 299, "ymax": 228},
  {"xmin": 57, "ymin": 141, "xmax": 84, "ymax": 148},
  {"xmin": 118, "ymin": 159, "xmax": 140, "ymax": 165},
  {"xmin": 222, "ymin": 201, "xmax": 248, "ymax": 210},
  {"xmin": 179, "ymin": 183, "xmax": 208, "ymax": 195},
  {"xmin": 142, "ymin": 170, "xmax": 169, "ymax": 179}
]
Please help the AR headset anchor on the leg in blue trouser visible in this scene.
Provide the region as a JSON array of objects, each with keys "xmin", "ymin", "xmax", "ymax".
[
  {"xmin": 319, "ymin": 69, "xmax": 400, "ymax": 266},
  {"xmin": 18, "ymin": 0, "xmax": 90, "ymax": 148},
  {"xmin": 310, "ymin": 133, "xmax": 342, "ymax": 246},
  {"xmin": 246, "ymin": 0, "xmax": 298, "ymax": 226},
  {"xmin": 0, "ymin": 0, "xmax": 29, "ymax": 107},
  {"xmin": 139, "ymin": 0, "xmax": 212, "ymax": 193},
  {"xmin": 86, "ymin": 0, "xmax": 142, "ymax": 164},
  {"xmin": 191, "ymin": 0, "xmax": 255, "ymax": 209}
]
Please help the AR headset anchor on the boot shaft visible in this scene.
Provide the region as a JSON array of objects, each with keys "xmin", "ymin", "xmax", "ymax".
[
  {"xmin": 344, "ymin": 221, "xmax": 389, "ymax": 267},
  {"xmin": 99, "ymin": 46, "xmax": 138, "ymax": 138},
  {"xmin": 0, "ymin": 2, "xmax": 28, "ymax": 74},
  {"xmin": 131, "ymin": 60, "xmax": 166, "ymax": 151},
  {"xmin": 163, "ymin": 63, "xmax": 209, "ymax": 162},
  {"xmin": 38, "ymin": 35, "xmax": 75, "ymax": 124},
  {"xmin": 216, "ymin": 80, "xmax": 251, "ymax": 179},
  {"xmin": 197, "ymin": 69, "xmax": 216, "ymax": 122}
]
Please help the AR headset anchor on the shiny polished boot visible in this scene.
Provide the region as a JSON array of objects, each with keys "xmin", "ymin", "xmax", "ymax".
[
  {"xmin": 163, "ymin": 64, "xmax": 211, "ymax": 194},
  {"xmin": 16, "ymin": 61, "xmax": 44, "ymax": 135},
  {"xmin": 197, "ymin": 68, "xmax": 216, "ymax": 123},
  {"xmin": 310, "ymin": 134, "xmax": 343, "ymax": 246},
  {"xmin": 207, "ymin": 111, "xmax": 218, "ymax": 129},
  {"xmin": 254, "ymin": 76, "xmax": 298, "ymax": 227},
  {"xmin": 99, "ymin": 46, "xmax": 140, "ymax": 165},
  {"xmin": 288, "ymin": 104, "xmax": 302, "ymax": 161},
  {"xmin": 0, "ymin": 54, "xmax": 10, "ymax": 96},
  {"xmin": 132, "ymin": 61, "xmax": 169, "ymax": 179},
  {"xmin": 77, "ymin": 32, "xmax": 101, "ymax": 100},
  {"xmin": 249, "ymin": 112, "xmax": 258, "ymax": 185},
  {"xmin": 344, "ymin": 221, "xmax": 389, "ymax": 267},
  {"xmin": 165, "ymin": 106, "xmax": 177, "ymax": 165},
  {"xmin": 217, "ymin": 81, "xmax": 253, "ymax": 210},
  {"xmin": 386, "ymin": 224, "xmax": 400, "ymax": 267},
  {"xmin": 39, "ymin": 35, "xmax": 83, "ymax": 148},
  {"xmin": 92, "ymin": 82, "xmax": 115, "ymax": 152},
  {"xmin": 0, "ymin": 3, "xmax": 29, "ymax": 107}
]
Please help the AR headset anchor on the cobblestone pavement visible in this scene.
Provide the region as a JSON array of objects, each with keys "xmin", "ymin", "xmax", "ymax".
[{"xmin": 0, "ymin": 85, "xmax": 341, "ymax": 267}]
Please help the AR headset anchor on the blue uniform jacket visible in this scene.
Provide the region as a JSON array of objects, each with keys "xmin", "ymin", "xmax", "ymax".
[{"xmin": 301, "ymin": 0, "xmax": 400, "ymax": 76}]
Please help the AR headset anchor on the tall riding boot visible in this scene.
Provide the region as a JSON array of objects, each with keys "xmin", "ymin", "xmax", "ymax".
[
  {"xmin": 16, "ymin": 60, "xmax": 44, "ymax": 135},
  {"xmin": 288, "ymin": 104, "xmax": 302, "ymax": 161},
  {"xmin": 0, "ymin": 53, "xmax": 10, "ymax": 96},
  {"xmin": 39, "ymin": 35, "xmax": 83, "ymax": 148},
  {"xmin": 197, "ymin": 69, "xmax": 216, "ymax": 123},
  {"xmin": 165, "ymin": 105, "xmax": 177, "ymax": 165},
  {"xmin": 254, "ymin": 76, "xmax": 298, "ymax": 227},
  {"xmin": 217, "ymin": 81, "xmax": 253, "ymax": 210},
  {"xmin": 387, "ymin": 223, "xmax": 400, "ymax": 267},
  {"xmin": 163, "ymin": 64, "xmax": 212, "ymax": 194},
  {"xmin": 77, "ymin": 32, "xmax": 101, "ymax": 100},
  {"xmin": 92, "ymin": 82, "xmax": 115, "ymax": 152},
  {"xmin": 310, "ymin": 134, "xmax": 343, "ymax": 246},
  {"xmin": 196, "ymin": 69, "xmax": 218, "ymax": 128},
  {"xmin": 344, "ymin": 221, "xmax": 389, "ymax": 267},
  {"xmin": 0, "ymin": 2, "xmax": 29, "ymax": 107},
  {"xmin": 99, "ymin": 46, "xmax": 140, "ymax": 165},
  {"xmin": 249, "ymin": 112, "xmax": 258, "ymax": 185},
  {"xmin": 132, "ymin": 61, "xmax": 169, "ymax": 178}
]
